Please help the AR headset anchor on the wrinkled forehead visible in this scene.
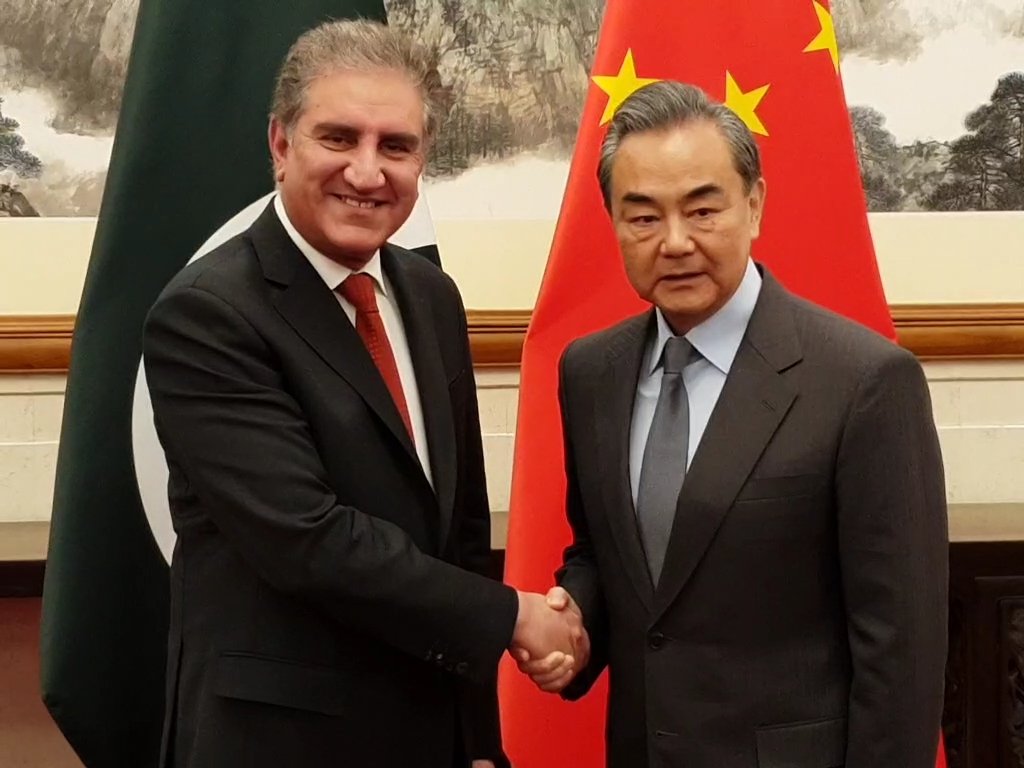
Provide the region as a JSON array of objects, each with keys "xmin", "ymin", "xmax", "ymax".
[
  {"xmin": 611, "ymin": 124, "xmax": 746, "ymax": 200},
  {"xmin": 294, "ymin": 66, "xmax": 430, "ymax": 137}
]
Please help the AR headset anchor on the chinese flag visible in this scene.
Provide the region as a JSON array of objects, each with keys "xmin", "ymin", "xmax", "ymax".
[{"xmin": 500, "ymin": 1, "xmax": 946, "ymax": 767}]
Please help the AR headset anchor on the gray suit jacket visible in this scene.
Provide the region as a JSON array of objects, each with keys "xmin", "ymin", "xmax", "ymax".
[{"xmin": 556, "ymin": 267, "xmax": 948, "ymax": 768}]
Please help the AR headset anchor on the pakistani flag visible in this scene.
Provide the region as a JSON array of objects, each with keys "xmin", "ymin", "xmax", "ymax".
[{"xmin": 40, "ymin": 1, "xmax": 440, "ymax": 765}]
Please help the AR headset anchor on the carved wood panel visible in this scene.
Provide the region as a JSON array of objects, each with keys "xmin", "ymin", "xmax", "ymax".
[{"xmin": 946, "ymin": 544, "xmax": 1024, "ymax": 768}]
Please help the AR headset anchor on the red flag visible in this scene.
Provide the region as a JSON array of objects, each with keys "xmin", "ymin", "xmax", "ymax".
[{"xmin": 500, "ymin": 1, "xmax": 946, "ymax": 766}]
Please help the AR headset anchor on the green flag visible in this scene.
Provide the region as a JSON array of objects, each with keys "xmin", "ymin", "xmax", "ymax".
[{"xmin": 38, "ymin": 2, "xmax": 439, "ymax": 766}]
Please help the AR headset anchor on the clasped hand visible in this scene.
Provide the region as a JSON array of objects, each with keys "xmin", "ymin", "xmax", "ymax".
[{"xmin": 509, "ymin": 587, "xmax": 590, "ymax": 693}]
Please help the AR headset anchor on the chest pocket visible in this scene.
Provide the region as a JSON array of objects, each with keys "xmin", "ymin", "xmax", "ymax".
[{"xmin": 736, "ymin": 473, "xmax": 825, "ymax": 502}]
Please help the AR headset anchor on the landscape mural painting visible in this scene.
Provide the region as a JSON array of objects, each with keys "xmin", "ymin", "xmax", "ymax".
[
  {"xmin": 0, "ymin": 0, "xmax": 133, "ymax": 217},
  {"xmin": 839, "ymin": 0, "xmax": 1024, "ymax": 211},
  {"xmin": 1, "ymin": 0, "xmax": 1022, "ymax": 219}
]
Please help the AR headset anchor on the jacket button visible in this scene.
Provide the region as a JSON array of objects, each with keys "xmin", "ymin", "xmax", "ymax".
[
  {"xmin": 455, "ymin": 662, "xmax": 468, "ymax": 674},
  {"xmin": 648, "ymin": 632, "xmax": 666, "ymax": 650}
]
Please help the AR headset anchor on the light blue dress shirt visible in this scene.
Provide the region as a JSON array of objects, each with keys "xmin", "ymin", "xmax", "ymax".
[{"xmin": 629, "ymin": 259, "xmax": 763, "ymax": 508}]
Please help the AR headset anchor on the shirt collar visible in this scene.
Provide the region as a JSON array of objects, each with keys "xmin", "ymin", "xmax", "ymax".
[
  {"xmin": 647, "ymin": 258, "xmax": 762, "ymax": 376},
  {"xmin": 273, "ymin": 194, "xmax": 387, "ymax": 295}
]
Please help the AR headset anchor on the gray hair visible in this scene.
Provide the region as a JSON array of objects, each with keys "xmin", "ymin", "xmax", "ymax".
[
  {"xmin": 271, "ymin": 18, "xmax": 445, "ymax": 141},
  {"xmin": 597, "ymin": 80, "xmax": 762, "ymax": 208}
]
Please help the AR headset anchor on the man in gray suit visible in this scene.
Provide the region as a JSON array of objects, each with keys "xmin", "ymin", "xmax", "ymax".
[{"xmin": 517, "ymin": 81, "xmax": 948, "ymax": 767}]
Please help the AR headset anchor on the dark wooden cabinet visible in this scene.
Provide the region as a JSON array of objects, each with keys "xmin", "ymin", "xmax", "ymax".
[{"xmin": 945, "ymin": 541, "xmax": 1024, "ymax": 768}]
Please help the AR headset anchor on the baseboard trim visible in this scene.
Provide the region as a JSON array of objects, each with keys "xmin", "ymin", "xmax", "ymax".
[{"xmin": 0, "ymin": 562, "xmax": 46, "ymax": 598}]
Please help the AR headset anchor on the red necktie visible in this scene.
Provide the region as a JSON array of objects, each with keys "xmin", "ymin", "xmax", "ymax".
[{"xmin": 338, "ymin": 273, "xmax": 415, "ymax": 443}]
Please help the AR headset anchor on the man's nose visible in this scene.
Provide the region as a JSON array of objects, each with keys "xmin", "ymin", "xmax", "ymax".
[
  {"xmin": 660, "ymin": 216, "xmax": 697, "ymax": 257},
  {"xmin": 343, "ymin": 145, "xmax": 385, "ymax": 191}
]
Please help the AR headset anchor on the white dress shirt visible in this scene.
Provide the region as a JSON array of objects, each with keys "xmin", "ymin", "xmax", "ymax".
[
  {"xmin": 273, "ymin": 195, "xmax": 433, "ymax": 487},
  {"xmin": 629, "ymin": 259, "xmax": 762, "ymax": 508}
]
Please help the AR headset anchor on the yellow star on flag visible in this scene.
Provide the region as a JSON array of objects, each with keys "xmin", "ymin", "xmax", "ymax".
[
  {"xmin": 724, "ymin": 71, "xmax": 770, "ymax": 136},
  {"xmin": 592, "ymin": 49, "xmax": 660, "ymax": 125},
  {"xmin": 803, "ymin": 0, "xmax": 839, "ymax": 73}
]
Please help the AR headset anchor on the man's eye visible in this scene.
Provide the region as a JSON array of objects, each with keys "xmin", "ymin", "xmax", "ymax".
[{"xmin": 322, "ymin": 135, "xmax": 353, "ymax": 147}]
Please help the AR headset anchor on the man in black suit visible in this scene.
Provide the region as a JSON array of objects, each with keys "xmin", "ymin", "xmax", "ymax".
[
  {"xmin": 144, "ymin": 20, "xmax": 581, "ymax": 768},
  {"xmin": 518, "ymin": 81, "xmax": 948, "ymax": 767}
]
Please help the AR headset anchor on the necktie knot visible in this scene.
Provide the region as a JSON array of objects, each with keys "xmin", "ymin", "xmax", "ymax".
[
  {"xmin": 339, "ymin": 273, "xmax": 378, "ymax": 314},
  {"xmin": 661, "ymin": 336, "xmax": 695, "ymax": 375}
]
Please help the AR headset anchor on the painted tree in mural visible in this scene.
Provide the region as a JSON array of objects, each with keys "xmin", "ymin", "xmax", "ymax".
[
  {"xmin": 929, "ymin": 72, "xmax": 1024, "ymax": 211},
  {"xmin": 897, "ymin": 140, "xmax": 951, "ymax": 210},
  {"xmin": 850, "ymin": 105, "xmax": 905, "ymax": 211},
  {"xmin": 848, "ymin": 105, "xmax": 952, "ymax": 212},
  {"xmin": 0, "ymin": 96, "xmax": 42, "ymax": 179},
  {"xmin": 0, "ymin": 96, "xmax": 41, "ymax": 216},
  {"xmin": 989, "ymin": 71, "xmax": 1024, "ymax": 207}
]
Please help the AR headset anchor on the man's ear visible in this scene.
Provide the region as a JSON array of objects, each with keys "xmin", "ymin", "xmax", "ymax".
[
  {"xmin": 748, "ymin": 177, "xmax": 766, "ymax": 240},
  {"xmin": 268, "ymin": 117, "xmax": 290, "ymax": 183}
]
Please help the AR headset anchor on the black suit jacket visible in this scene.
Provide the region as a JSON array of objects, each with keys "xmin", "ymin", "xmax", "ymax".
[
  {"xmin": 143, "ymin": 204, "xmax": 518, "ymax": 768},
  {"xmin": 556, "ymin": 269, "xmax": 948, "ymax": 768}
]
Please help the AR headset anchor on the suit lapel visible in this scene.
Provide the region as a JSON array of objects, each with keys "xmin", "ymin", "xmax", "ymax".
[
  {"xmin": 653, "ymin": 274, "xmax": 802, "ymax": 620},
  {"xmin": 250, "ymin": 205, "xmax": 422, "ymax": 473},
  {"xmin": 596, "ymin": 312, "xmax": 656, "ymax": 612},
  {"xmin": 381, "ymin": 245, "xmax": 457, "ymax": 550}
]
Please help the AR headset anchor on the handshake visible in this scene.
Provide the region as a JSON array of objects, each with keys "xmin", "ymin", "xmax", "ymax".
[{"xmin": 509, "ymin": 587, "xmax": 590, "ymax": 693}]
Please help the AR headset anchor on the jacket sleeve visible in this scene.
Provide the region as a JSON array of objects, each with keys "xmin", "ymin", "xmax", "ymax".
[
  {"xmin": 555, "ymin": 345, "xmax": 610, "ymax": 701},
  {"xmin": 143, "ymin": 282, "xmax": 518, "ymax": 684},
  {"xmin": 836, "ymin": 348, "xmax": 948, "ymax": 768}
]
